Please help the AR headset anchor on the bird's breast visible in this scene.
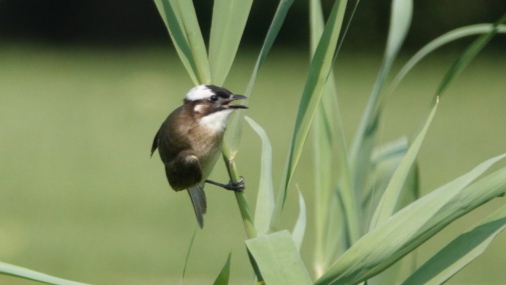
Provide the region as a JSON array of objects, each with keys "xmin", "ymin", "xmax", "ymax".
[{"xmin": 189, "ymin": 125, "xmax": 225, "ymax": 179}]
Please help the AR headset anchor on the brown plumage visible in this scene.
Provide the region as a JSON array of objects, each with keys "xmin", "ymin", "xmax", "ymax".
[{"xmin": 151, "ymin": 85, "xmax": 247, "ymax": 228}]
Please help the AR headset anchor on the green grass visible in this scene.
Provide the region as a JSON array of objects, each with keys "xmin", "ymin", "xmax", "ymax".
[{"xmin": 0, "ymin": 44, "xmax": 506, "ymax": 284}]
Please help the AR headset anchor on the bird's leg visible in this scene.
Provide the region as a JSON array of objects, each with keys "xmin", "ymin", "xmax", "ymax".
[{"xmin": 205, "ymin": 176, "xmax": 245, "ymax": 192}]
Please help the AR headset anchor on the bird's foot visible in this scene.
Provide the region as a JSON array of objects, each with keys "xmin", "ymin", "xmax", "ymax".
[{"xmin": 206, "ymin": 177, "xmax": 245, "ymax": 192}]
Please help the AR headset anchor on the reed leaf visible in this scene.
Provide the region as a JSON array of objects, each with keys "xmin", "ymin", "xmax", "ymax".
[
  {"xmin": 389, "ymin": 24, "xmax": 506, "ymax": 95},
  {"xmin": 435, "ymin": 13, "xmax": 506, "ymax": 97},
  {"xmin": 310, "ymin": 0, "xmax": 354, "ymax": 273},
  {"xmin": 349, "ymin": 0, "xmax": 412, "ymax": 200},
  {"xmin": 179, "ymin": 229, "xmax": 197, "ymax": 284},
  {"xmin": 154, "ymin": 0, "xmax": 211, "ymax": 84},
  {"xmin": 315, "ymin": 153, "xmax": 506, "ymax": 285},
  {"xmin": 209, "ymin": 0, "xmax": 253, "ymax": 86},
  {"xmin": 292, "ymin": 189, "xmax": 307, "ymax": 252},
  {"xmin": 227, "ymin": 0, "xmax": 295, "ymax": 151},
  {"xmin": 272, "ymin": 0, "xmax": 348, "ymax": 230},
  {"xmin": 245, "ymin": 116, "xmax": 275, "ymax": 236},
  {"xmin": 401, "ymin": 204, "xmax": 506, "ymax": 285},
  {"xmin": 0, "ymin": 262, "xmax": 88, "ymax": 285},
  {"xmin": 213, "ymin": 253, "xmax": 232, "ymax": 285},
  {"xmin": 246, "ymin": 230, "xmax": 312, "ymax": 285},
  {"xmin": 369, "ymin": 100, "xmax": 438, "ymax": 230}
]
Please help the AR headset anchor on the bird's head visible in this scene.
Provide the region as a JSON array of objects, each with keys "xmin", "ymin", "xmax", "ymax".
[{"xmin": 183, "ymin": 85, "xmax": 248, "ymax": 131}]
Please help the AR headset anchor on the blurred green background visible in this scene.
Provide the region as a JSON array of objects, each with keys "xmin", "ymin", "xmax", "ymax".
[{"xmin": 0, "ymin": 1, "xmax": 506, "ymax": 285}]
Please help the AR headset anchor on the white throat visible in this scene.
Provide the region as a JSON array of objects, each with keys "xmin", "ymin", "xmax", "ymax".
[{"xmin": 198, "ymin": 109, "xmax": 234, "ymax": 133}]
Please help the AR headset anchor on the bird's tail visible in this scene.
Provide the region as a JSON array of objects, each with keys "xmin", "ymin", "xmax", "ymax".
[{"xmin": 188, "ymin": 185, "xmax": 207, "ymax": 228}]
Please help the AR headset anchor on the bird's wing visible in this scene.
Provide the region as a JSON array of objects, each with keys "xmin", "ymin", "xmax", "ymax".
[
  {"xmin": 164, "ymin": 151, "xmax": 202, "ymax": 190},
  {"xmin": 188, "ymin": 184, "xmax": 207, "ymax": 228}
]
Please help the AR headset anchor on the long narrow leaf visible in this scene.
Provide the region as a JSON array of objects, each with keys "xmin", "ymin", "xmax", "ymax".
[
  {"xmin": 389, "ymin": 24, "xmax": 506, "ymax": 95},
  {"xmin": 362, "ymin": 137, "xmax": 408, "ymax": 208},
  {"xmin": 154, "ymin": 0, "xmax": 199, "ymax": 84},
  {"xmin": 310, "ymin": 0, "xmax": 353, "ymax": 273},
  {"xmin": 435, "ymin": 13, "xmax": 506, "ymax": 97},
  {"xmin": 272, "ymin": 0, "xmax": 348, "ymax": 231},
  {"xmin": 246, "ymin": 230, "xmax": 312, "ymax": 285},
  {"xmin": 401, "ymin": 204, "xmax": 506, "ymax": 285},
  {"xmin": 175, "ymin": 0, "xmax": 211, "ymax": 83},
  {"xmin": 369, "ymin": 100, "xmax": 438, "ymax": 230},
  {"xmin": 180, "ymin": 229, "xmax": 197, "ymax": 284},
  {"xmin": 292, "ymin": 189, "xmax": 307, "ymax": 251},
  {"xmin": 209, "ymin": 0, "xmax": 253, "ymax": 86},
  {"xmin": 227, "ymin": 0, "xmax": 295, "ymax": 151},
  {"xmin": 0, "ymin": 262, "xmax": 88, "ymax": 285},
  {"xmin": 315, "ymin": 153, "xmax": 506, "ymax": 285},
  {"xmin": 213, "ymin": 253, "xmax": 232, "ymax": 285},
  {"xmin": 245, "ymin": 116, "xmax": 275, "ymax": 235},
  {"xmin": 363, "ymin": 139, "xmax": 419, "ymax": 285},
  {"xmin": 349, "ymin": 0, "xmax": 412, "ymax": 199}
]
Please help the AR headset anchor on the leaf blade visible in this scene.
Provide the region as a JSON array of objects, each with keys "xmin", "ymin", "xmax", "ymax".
[
  {"xmin": 209, "ymin": 0, "xmax": 253, "ymax": 86},
  {"xmin": 273, "ymin": 0, "xmax": 348, "ymax": 231},
  {"xmin": 226, "ymin": 0, "xmax": 295, "ymax": 151},
  {"xmin": 0, "ymin": 262, "xmax": 88, "ymax": 285},
  {"xmin": 435, "ymin": 13, "xmax": 506, "ymax": 97},
  {"xmin": 369, "ymin": 100, "xmax": 438, "ymax": 230},
  {"xmin": 315, "ymin": 153, "xmax": 506, "ymax": 285},
  {"xmin": 292, "ymin": 189, "xmax": 307, "ymax": 252},
  {"xmin": 213, "ymin": 253, "xmax": 232, "ymax": 285},
  {"xmin": 154, "ymin": 0, "xmax": 200, "ymax": 84},
  {"xmin": 401, "ymin": 204, "xmax": 506, "ymax": 285},
  {"xmin": 349, "ymin": 0, "xmax": 413, "ymax": 200},
  {"xmin": 246, "ymin": 230, "xmax": 312, "ymax": 285},
  {"xmin": 245, "ymin": 116, "xmax": 275, "ymax": 236}
]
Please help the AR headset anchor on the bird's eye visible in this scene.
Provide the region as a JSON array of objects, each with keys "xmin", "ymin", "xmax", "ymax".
[{"xmin": 210, "ymin": 95, "xmax": 219, "ymax": 102}]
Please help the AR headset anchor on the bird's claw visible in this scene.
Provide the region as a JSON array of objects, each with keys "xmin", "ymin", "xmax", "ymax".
[
  {"xmin": 205, "ymin": 176, "xmax": 245, "ymax": 192},
  {"xmin": 228, "ymin": 176, "xmax": 245, "ymax": 192}
]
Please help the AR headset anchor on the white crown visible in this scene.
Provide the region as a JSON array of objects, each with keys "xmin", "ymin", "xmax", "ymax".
[{"xmin": 185, "ymin": 85, "xmax": 214, "ymax": 101}]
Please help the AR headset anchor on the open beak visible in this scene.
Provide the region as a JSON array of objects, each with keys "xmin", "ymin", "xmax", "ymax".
[{"xmin": 223, "ymin": 94, "xmax": 248, "ymax": 109}]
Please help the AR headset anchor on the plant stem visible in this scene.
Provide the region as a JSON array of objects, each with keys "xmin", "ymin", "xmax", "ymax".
[{"xmin": 222, "ymin": 141, "xmax": 257, "ymax": 239}]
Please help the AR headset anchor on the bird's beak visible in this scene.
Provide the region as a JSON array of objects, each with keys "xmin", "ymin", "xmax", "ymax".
[{"xmin": 223, "ymin": 94, "xmax": 248, "ymax": 109}]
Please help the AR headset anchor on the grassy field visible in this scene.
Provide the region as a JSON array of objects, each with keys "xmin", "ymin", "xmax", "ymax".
[{"xmin": 0, "ymin": 44, "xmax": 505, "ymax": 284}]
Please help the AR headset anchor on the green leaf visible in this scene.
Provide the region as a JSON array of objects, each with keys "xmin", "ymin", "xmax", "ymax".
[
  {"xmin": 435, "ymin": 13, "xmax": 506, "ymax": 97},
  {"xmin": 363, "ymin": 138, "xmax": 419, "ymax": 285},
  {"xmin": 213, "ymin": 253, "xmax": 232, "ymax": 285},
  {"xmin": 246, "ymin": 230, "xmax": 312, "ymax": 285},
  {"xmin": 315, "ymin": 153, "xmax": 506, "ymax": 285},
  {"xmin": 401, "ymin": 204, "xmax": 506, "ymax": 285},
  {"xmin": 245, "ymin": 116, "xmax": 275, "ymax": 236},
  {"xmin": 180, "ymin": 229, "xmax": 197, "ymax": 284},
  {"xmin": 362, "ymin": 137, "xmax": 408, "ymax": 207},
  {"xmin": 154, "ymin": 0, "xmax": 210, "ymax": 84},
  {"xmin": 273, "ymin": 0, "xmax": 348, "ymax": 230},
  {"xmin": 174, "ymin": 0, "xmax": 211, "ymax": 84},
  {"xmin": 349, "ymin": 0, "xmax": 412, "ymax": 202},
  {"xmin": 310, "ymin": 0, "xmax": 353, "ymax": 272},
  {"xmin": 154, "ymin": 0, "xmax": 198, "ymax": 84},
  {"xmin": 292, "ymin": 189, "xmax": 307, "ymax": 252},
  {"xmin": 227, "ymin": 0, "xmax": 295, "ymax": 151},
  {"xmin": 369, "ymin": 101, "xmax": 438, "ymax": 230},
  {"xmin": 209, "ymin": 0, "xmax": 253, "ymax": 86},
  {"xmin": 0, "ymin": 262, "xmax": 88, "ymax": 285},
  {"xmin": 389, "ymin": 24, "xmax": 506, "ymax": 95}
]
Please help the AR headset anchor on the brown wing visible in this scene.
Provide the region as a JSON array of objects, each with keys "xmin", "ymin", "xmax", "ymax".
[{"xmin": 164, "ymin": 150, "xmax": 202, "ymax": 191}]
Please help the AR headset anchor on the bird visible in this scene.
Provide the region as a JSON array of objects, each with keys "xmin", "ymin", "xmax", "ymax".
[{"xmin": 151, "ymin": 84, "xmax": 248, "ymax": 228}]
